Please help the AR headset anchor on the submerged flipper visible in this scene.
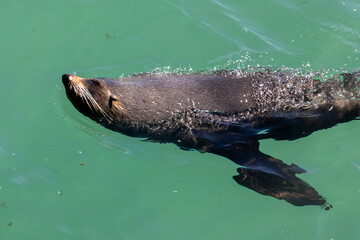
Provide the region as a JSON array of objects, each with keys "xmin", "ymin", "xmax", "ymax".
[
  {"xmin": 208, "ymin": 142, "xmax": 332, "ymax": 209},
  {"xmin": 234, "ymin": 167, "xmax": 329, "ymax": 208}
]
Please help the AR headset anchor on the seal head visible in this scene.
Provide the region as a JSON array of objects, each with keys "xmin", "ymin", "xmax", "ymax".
[{"xmin": 62, "ymin": 74, "xmax": 124, "ymax": 124}]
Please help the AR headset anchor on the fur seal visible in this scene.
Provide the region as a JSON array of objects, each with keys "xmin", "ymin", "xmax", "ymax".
[{"xmin": 62, "ymin": 70, "xmax": 360, "ymax": 209}]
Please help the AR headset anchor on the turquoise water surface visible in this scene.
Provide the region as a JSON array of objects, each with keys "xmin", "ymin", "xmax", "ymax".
[{"xmin": 1, "ymin": 0, "xmax": 360, "ymax": 239}]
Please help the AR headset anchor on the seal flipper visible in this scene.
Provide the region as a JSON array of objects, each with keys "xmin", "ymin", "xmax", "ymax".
[
  {"xmin": 209, "ymin": 143, "xmax": 330, "ymax": 208},
  {"xmin": 233, "ymin": 167, "xmax": 328, "ymax": 207}
]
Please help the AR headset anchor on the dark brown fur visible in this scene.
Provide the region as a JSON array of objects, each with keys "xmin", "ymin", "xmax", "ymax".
[{"xmin": 62, "ymin": 70, "xmax": 360, "ymax": 209}]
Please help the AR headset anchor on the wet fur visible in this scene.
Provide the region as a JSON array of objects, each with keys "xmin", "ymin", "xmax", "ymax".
[{"xmin": 62, "ymin": 70, "xmax": 360, "ymax": 209}]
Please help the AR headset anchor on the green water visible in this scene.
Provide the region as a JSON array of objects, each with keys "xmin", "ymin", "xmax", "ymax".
[{"xmin": 1, "ymin": 0, "xmax": 360, "ymax": 239}]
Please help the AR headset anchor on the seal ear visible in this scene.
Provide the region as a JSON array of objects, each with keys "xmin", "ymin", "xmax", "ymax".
[{"xmin": 109, "ymin": 95, "xmax": 119, "ymax": 109}]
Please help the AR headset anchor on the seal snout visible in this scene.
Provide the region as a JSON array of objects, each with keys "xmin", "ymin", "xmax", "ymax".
[
  {"xmin": 62, "ymin": 74, "xmax": 71, "ymax": 86},
  {"xmin": 62, "ymin": 74, "xmax": 84, "ymax": 87}
]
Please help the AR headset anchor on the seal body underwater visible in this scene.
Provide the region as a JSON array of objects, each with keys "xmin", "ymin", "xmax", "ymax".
[{"xmin": 62, "ymin": 70, "xmax": 360, "ymax": 209}]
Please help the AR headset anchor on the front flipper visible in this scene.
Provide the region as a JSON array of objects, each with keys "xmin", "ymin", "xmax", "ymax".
[
  {"xmin": 233, "ymin": 166, "xmax": 329, "ymax": 208},
  {"xmin": 209, "ymin": 142, "xmax": 331, "ymax": 209}
]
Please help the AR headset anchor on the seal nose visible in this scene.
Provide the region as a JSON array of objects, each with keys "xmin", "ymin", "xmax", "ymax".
[
  {"xmin": 62, "ymin": 74, "xmax": 70, "ymax": 86},
  {"xmin": 62, "ymin": 74, "xmax": 84, "ymax": 86}
]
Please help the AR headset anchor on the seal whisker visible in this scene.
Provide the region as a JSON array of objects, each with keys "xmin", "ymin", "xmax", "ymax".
[
  {"xmin": 82, "ymin": 87, "xmax": 113, "ymax": 122},
  {"xmin": 70, "ymin": 80, "xmax": 113, "ymax": 122}
]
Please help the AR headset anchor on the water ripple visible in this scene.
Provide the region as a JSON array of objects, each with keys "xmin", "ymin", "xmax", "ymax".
[{"xmin": 223, "ymin": 13, "xmax": 297, "ymax": 54}]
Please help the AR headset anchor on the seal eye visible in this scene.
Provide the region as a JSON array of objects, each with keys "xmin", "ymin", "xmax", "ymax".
[
  {"xmin": 91, "ymin": 79, "xmax": 101, "ymax": 86},
  {"xmin": 109, "ymin": 96, "xmax": 117, "ymax": 109}
]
